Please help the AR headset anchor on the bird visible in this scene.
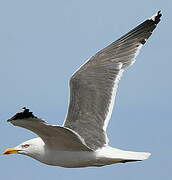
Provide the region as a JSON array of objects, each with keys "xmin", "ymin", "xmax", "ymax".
[{"xmin": 3, "ymin": 11, "xmax": 161, "ymax": 168}]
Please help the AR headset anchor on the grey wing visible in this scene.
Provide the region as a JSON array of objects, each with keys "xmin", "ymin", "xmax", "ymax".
[
  {"xmin": 64, "ymin": 11, "xmax": 161, "ymax": 150},
  {"xmin": 8, "ymin": 108, "xmax": 93, "ymax": 151}
]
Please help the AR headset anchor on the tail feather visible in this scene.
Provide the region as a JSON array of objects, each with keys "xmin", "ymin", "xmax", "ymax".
[
  {"xmin": 117, "ymin": 150, "xmax": 151, "ymax": 161},
  {"xmin": 97, "ymin": 147, "xmax": 151, "ymax": 165}
]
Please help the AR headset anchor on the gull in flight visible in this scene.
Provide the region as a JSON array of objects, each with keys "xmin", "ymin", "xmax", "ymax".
[{"xmin": 3, "ymin": 11, "xmax": 161, "ymax": 168}]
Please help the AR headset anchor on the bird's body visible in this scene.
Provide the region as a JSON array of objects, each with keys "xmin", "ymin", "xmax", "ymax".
[
  {"xmin": 16, "ymin": 137, "xmax": 150, "ymax": 168},
  {"xmin": 3, "ymin": 11, "xmax": 161, "ymax": 168}
]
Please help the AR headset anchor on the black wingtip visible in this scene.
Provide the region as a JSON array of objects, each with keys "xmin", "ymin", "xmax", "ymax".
[
  {"xmin": 7, "ymin": 107, "xmax": 37, "ymax": 122},
  {"xmin": 150, "ymin": 10, "xmax": 162, "ymax": 24},
  {"xmin": 139, "ymin": 11, "xmax": 162, "ymax": 45}
]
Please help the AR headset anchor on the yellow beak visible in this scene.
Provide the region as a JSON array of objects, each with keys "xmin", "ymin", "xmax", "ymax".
[{"xmin": 3, "ymin": 147, "xmax": 19, "ymax": 155}]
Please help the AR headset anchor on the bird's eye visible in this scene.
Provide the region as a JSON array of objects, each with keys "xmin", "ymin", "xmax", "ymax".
[{"xmin": 21, "ymin": 144, "xmax": 30, "ymax": 148}]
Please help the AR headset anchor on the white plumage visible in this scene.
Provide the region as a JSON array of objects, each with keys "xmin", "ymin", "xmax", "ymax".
[{"xmin": 3, "ymin": 11, "xmax": 161, "ymax": 168}]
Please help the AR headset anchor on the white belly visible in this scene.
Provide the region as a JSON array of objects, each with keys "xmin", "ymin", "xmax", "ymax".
[
  {"xmin": 28, "ymin": 145, "xmax": 150, "ymax": 168},
  {"xmin": 42, "ymin": 150, "xmax": 98, "ymax": 168}
]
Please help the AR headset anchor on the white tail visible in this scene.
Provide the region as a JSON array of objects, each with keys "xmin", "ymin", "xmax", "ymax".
[
  {"xmin": 96, "ymin": 147, "xmax": 151, "ymax": 165},
  {"xmin": 113, "ymin": 149, "xmax": 151, "ymax": 161}
]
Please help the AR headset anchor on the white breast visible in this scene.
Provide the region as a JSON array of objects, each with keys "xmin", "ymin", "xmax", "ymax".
[{"xmin": 42, "ymin": 149, "xmax": 97, "ymax": 168}]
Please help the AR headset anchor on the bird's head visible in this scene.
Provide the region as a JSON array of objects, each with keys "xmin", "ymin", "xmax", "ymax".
[{"xmin": 3, "ymin": 138, "xmax": 44, "ymax": 157}]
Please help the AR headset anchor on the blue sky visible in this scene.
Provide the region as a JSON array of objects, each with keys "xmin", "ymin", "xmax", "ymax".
[{"xmin": 0, "ymin": 0, "xmax": 171, "ymax": 179}]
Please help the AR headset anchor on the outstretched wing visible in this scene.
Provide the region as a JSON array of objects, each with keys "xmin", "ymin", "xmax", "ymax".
[
  {"xmin": 64, "ymin": 11, "xmax": 162, "ymax": 150},
  {"xmin": 8, "ymin": 107, "xmax": 93, "ymax": 151}
]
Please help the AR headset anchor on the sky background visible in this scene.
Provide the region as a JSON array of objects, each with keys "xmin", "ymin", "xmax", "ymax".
[{"xmin": 0, "ymin": 0, "xmax": 171, "ymax": 180}]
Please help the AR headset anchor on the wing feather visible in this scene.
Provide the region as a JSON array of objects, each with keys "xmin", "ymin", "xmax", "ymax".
[
  {"xmin": 8, "ymin": 108, "xmax": 92, "ymax": 151},
  {"xmin": 64, "ymin": 11, "xmax": 161, "ymax": 150}
]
